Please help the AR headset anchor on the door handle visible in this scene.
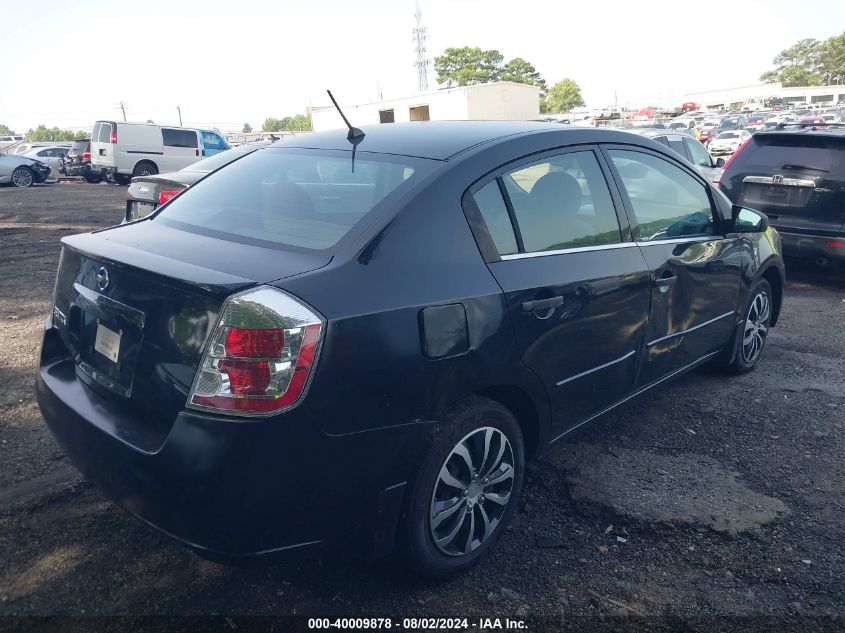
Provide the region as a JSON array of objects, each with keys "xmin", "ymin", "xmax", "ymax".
[
  {"xmin": 521, "ymin": 296, "xmax": 564, "ymax": 313},
  {"xmin": 653, "ymin": 272, "xmax": 677, "ymax": 292}
]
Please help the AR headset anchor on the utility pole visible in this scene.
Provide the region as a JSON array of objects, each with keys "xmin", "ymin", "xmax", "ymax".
[
  {"xmin": 177, "ymin": 106, "xmax": 182, "ymax": 126},
  {"xmin": 119, "ymin": 100, "xmax": 127, "ymax": 121}
]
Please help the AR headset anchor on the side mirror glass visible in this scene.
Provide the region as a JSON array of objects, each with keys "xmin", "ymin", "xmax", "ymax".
[
  {"xmin": 714, "ymin": 157, "xmax": 726, "ymax": 168},
  {"xmin": 732, "ymin": 205, "xmax": 769, "ymax": 233}
]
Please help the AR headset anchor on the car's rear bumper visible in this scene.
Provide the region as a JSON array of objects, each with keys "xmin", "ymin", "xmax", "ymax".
[
  {"xmin": 36, "ymin": 319, "xmax": 427, "ymax": 561},
  {"xmin": 61, "ymin": 163, "xmax": 101, "ymax": 178},
  {"xmin": 777, "ymin": 229, "xmax": 845, "ymax": 262}
]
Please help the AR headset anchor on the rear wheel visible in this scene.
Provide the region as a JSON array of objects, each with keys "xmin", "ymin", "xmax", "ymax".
[
  {"xmin": 725, "ymin": 279, "xmax": 772, "ymax": 374},
  {"xmin": 402, "ymin": 396, "xmax": 524, "ymax": 578},
  {"xmin": 132, "ymin": 161, "xmax": 158, "ymax": 177},
  {"xmin": 11, "ymin": 167, "xmax": 34, "ymax": 188},
  {"xmin": 112, "ymin": 173, "xmax": 131, "ymax": 186},
  {"xmin": 83, "ymin": 172, "xmax": 102, "ymax": 184}
]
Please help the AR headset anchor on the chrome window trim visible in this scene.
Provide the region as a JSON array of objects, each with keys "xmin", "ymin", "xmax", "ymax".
[
  {"xmin": 556, "ymin": 350, "xmax": 636, "ymax": 387},
  {"xmin": 742, "ymin": 175, "xmax": 815, "ymax": 188},
  {"xmin": 635, "ymin": 236, "xmax": 716, "ymax": 246},
  {"xmin": 647, "ymin": 311, "xmax": 735, "ymax": 347},
  {"xmin": 499, "ymin": 242, "xmax": 637, "ymax": 261},
  {"xmin": 497, "ymin": 235, "xmax": 722, "ymax": 260}
]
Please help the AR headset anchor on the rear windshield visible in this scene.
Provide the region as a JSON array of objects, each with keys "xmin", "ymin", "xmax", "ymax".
[
  {"xmin": 731, "ymin": 135, "xmax": 845, "ymax": 176},
  {"xmin": 155, "ymin": 148, "xmax": 436, "ymax": 251}
]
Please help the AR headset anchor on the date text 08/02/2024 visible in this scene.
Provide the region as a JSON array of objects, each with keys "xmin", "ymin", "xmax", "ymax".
[{"xmin": 307, "ymin": 617, "xmax": 528, "ymax": 630}]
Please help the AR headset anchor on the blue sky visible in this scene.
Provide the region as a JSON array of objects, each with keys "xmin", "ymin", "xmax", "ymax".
[{"xmin": 1, "ymin": 0, "xmax": 843, "ymax": 132}]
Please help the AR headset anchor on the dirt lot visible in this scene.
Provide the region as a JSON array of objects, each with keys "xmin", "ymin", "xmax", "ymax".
[{"xmin": 0, "ymin": 184, "xmax": 843, "ymax": 632}]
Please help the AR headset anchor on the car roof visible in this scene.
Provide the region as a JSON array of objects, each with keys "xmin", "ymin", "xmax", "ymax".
[
  {"xmin": 626, "ymin": 127, "xmax": 694, "ymax": 139},
  {"xmin": 274, "ymin": 121, "xmax": 571, "ymax": 160},
  {"xmin": 755, "ymin": 126, "xmax": 845, "ymax": 138}
]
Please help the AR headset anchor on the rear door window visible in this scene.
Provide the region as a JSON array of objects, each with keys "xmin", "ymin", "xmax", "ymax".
[
  {"xmin": 499, "ymin": 150, "xmax": 622, "ymax": 253},
  {"xmin": 162, "ymin": 128, "xmax": 198, "ymax": 148},
  {"xmin": 608, "ymin": 149, "xmax": 715, "ymax": 241},
  {"xmin": 472, "ymin": 181, "xmax": 518, "ymax": 255},
  {"xmin": 155, "ymin": 148, "xmax": 436, "ymax": 251}
]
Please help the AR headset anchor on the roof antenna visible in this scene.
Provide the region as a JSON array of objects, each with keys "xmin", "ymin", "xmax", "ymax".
[
  {"xmin": 327, "ymin": 89, "xmax": 364, "ymax": 172},
  {"xmin": 327, "ymin": 90, "xmax": 365, "ymax": 142}
]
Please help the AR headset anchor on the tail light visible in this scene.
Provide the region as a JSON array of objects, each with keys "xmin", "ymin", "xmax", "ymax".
[
  {"xmin": 826, "ymin": 240, "xmax": 845, "ymax": 249},
  {"xmin": 187, "ymin": 286, "xmax": 324, "ymax": 417},
  {"xmin": 713, "ymin": 136, "xmax": 752, "ymax": 186},
  {"xmin": 82, "ymin": 152, "xmax": 91, "ymax": 161},
  {"xmin": 109, "ymin": 130, "xmax": 117, "ymax": 144},
  {"xmin": 158, "ymin": 189, "xmax": 181, "ymax": 204}
]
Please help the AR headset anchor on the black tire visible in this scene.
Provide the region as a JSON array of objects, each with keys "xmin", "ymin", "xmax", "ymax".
[
  {"xmin": 402, "ymin": 396, "xmax": 524, "ymax": 579},
  {"xmin": 724, "ymin": 279, "xmax": 772, "ymax": 374},
  {"xmin": 132, "ymin": 161, "xmax": 158, "ymax": 178},
  {"xmin": 11, "ymin": 166, "xmax": 35, "ymax": 188},
  {"xmin": 112, "ymin": 173, "xmax": 132, "ymax": 186},
  {"xmin": 83, "ymin": 173, "xmax": 102, "ymax": 184}
]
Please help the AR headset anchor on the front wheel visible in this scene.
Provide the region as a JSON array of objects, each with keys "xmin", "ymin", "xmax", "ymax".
[
  {"xmin": 11, "ymin": 167, "xmax": 34, "ymax": 188},
  {"xmin": 402, "ymin": 396, "xmax": 524, "ymax": 578},
  {"xmin": 725, "ymin": 279, "xmax": 772, "ymax": 374}
]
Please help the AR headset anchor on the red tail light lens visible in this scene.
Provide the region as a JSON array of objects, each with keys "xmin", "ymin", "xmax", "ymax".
[
  {"xmin": 158, "ymin": 189, "xmax": 181, "ymax": 205},
  {"xmin": 82, "ymin": 152, "xmax": 91, "ymax": 160},
  {"xmin": 826, "ymin": 240, "xmax": 845, "ymax": 249},
  {"xmin": 109, "ymin": 130, "xmax": 117, "ymax": 144},
  {"xmin": 188, "ymin": 286, "xmax": 324, "ymax": 417},
  {"xmin": 217, "ymin": 360, "xmax": 271, "ymax": 395},
  {"xmin": 225, "ymin": 327, "xmax": 285, "ymax": 358}
]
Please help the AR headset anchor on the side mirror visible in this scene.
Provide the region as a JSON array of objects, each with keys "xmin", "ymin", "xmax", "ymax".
[
  {"xmin": 714, "ymin": 157, "xmax": 726, "ymax": 168},
  {"xmin": 732, "ymin": 205, "xmax": 769, "ymax": 233}
]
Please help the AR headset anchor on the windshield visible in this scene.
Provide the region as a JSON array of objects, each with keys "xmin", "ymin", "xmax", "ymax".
[
  {"xmin": 156, "ymin": 148, "xmax": 436, "ymax": 251},
  {"xmin": 718, "ymin": 132, "xmax": 740, "ymax": 139}
]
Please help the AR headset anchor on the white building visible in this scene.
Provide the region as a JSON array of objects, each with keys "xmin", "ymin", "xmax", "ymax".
[
  {"xmin": 310, "ymin": 82, "xmax": 541, "ymax": 132},
  {"xmin": 683, "ymin": 82, "xmax": 845, "ymax": 109}
]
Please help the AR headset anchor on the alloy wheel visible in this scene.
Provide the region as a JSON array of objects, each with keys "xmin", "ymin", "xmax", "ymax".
[
  {"xmin": 429, "ymin": 427, "xmax": 514, "ymax": 557},
  {"xmin": 12, "ymin": 168, "xmax": 33, "ymax": 187},
  {"xmin": 742, "ymin": 290, "xmax": 770, "ymax": 364}
]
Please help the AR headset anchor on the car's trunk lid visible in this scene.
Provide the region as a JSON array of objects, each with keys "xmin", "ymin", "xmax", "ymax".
[{"xmin": 52, "ymin": 221, "xmax": 331, "ymax": 426}]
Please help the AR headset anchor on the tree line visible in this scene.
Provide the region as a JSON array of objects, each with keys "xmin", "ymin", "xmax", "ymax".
[
  {"xmin": 433, "ymin": 46, "xmax": 585, "ymax": 114},
  {"xmin": 257, "ymin": 114, "xmax": 312, "ymax": 133},
  {"xmin": 0, "ymin": 123, "xmax": 87, "ymax": 142},
  {"xmin": 760, "ymin": 32, "xmax": 845, "ymax": 87}
]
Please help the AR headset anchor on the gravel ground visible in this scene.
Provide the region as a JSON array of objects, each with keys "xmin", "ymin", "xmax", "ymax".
[{"xmin": 0, "ymin": 184, "xmax": 843, "ymax": 632}]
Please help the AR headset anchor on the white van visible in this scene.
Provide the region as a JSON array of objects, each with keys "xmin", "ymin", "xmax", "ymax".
[{"xmin": 90, "ymin": 121, "xmax": 230, "ymax": 184}]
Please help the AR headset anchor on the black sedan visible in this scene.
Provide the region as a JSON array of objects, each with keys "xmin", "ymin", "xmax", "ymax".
[
  {"xmin": 124, "ymin": 141, "xmax": 271, "ymax": 222},
  {"xmin": 37, "ymin": 122, "xmax": 784, "ymax": 577}
]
